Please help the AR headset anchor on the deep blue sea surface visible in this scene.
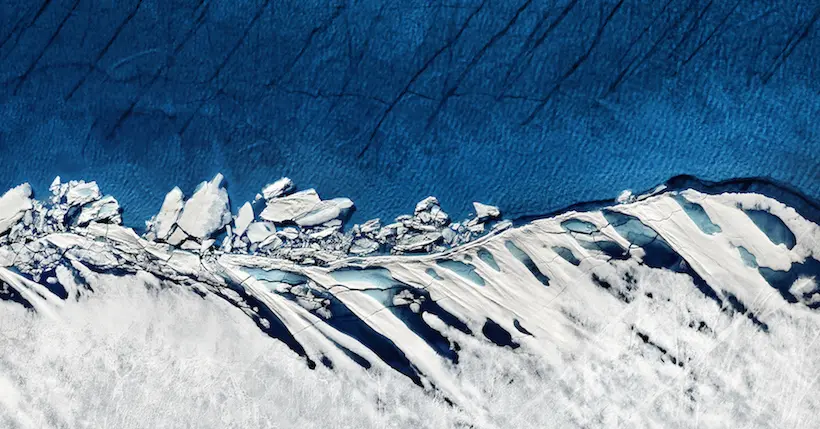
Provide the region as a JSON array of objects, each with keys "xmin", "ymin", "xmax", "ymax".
[{"xmin": 1, "ymin": 1, "xmax": 818, "ymax": 228}]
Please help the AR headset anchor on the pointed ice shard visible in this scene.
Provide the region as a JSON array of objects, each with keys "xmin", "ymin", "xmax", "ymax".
[
  {"xmin": 152, "ymin": 187, "xmax": 185, "ymax": 240},
  {"xmin": 176, "ymin": 174, "xmax": 231, "ymax": 239},
  {"xmin": 233, "ymin": 202, "xmax": 254, "ymax": 237},
  {"xmin": 0, "ymin": 183, "xmax": 33, "ymax": 235}
]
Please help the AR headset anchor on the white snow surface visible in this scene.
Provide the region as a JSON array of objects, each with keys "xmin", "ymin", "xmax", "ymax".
[{"xmin": 0, "ymin": 182, "xmax": 819, "ymax": 429}]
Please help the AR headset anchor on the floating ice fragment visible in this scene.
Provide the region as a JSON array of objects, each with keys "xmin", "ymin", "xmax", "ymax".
[
  {"xmin": 309, "ymin": 225, "xmax": 340, "ymax": 240},
  {"xmin": 258, "ymin": 234, "xmax": 283, "ymax": 250},
  {"xmin": 617, "ymin": 189, "xmax": 634, "ymax": 203},
  {"xmin": 359, "ymin": 219, "xmax": 381, "ymax": 235},
  {"xmin": 259, "ymin": 189, "xmax": 322, "ymax": 223},
  {"xmin": 350, "ymin": 237, "xmax": 379, "ymax": 255},
  {"xmin": 175, "ymin": 174, "xmax": 231, "ymax": 239},
  {"xmin": 278, "ymin": 227, "xmax": 300, "ymax": 240},
  {"xmin": 261, "ymin": 177, "xmax": 294, "ymax": 200},
  {"xmin": 472, "ymin": 202, "xmax": 500, "ymax": 221}
]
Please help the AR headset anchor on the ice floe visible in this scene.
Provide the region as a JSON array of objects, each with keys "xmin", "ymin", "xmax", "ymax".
[{"xmin": 174, "ymin": 174, "xmax": 231, "ymax": 240}]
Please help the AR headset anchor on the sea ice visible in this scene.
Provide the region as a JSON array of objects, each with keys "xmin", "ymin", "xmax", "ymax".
[{"xmin": 175, "ymin": 174, "xmax": 231, "ymax": 240}]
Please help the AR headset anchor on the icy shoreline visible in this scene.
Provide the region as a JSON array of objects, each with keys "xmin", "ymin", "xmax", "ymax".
[
  {"xmin": 1, "ymin": 174, "xmax": 819, "ymax": 427},
  {"xmin": 2, "ymin": 174, "xmax": 817, "ymax": 266},
  {"xmin": 0, "ymin": 173, "xmax": 512, "ymax": 265}
]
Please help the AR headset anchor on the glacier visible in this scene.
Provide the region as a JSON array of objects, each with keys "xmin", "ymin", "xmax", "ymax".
[{"xmin": 0, "ymin": 175, "xmax": 819, "ymax": 428}]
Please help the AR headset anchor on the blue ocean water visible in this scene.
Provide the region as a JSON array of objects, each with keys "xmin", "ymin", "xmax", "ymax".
[{"xmin": 1, "ymin": 1, "xmax": 818, "ymax": 229}]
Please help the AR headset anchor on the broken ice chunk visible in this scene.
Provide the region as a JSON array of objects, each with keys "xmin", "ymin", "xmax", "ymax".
[
  {"xmin": 76, "ymin": 196, "xmax": 122, "ymax": 225},
  {"xmin": 392, "ymin": 290, "xmax": 424, "ymax": 313},
  {"xmin": 258, "ymin": 234, "xmax": 283, "ymax": 250},
  {"xmin": 165, "ymin": 226, "xmax": 188, "ymax": 246},
  {"xmin": 617, "ymin": 189, "xmax": 634, "ymax": 203},
  {"xmin": 395, "ymin": 231, "xmax": 442, "ymax": 252},
  {"xmin": 0, "ymin": 183, "xmax": 33, "ymax": 235},
  {"xmin": 441, "ymin": 227, "xmax": 456, "ymax": 244},
  {"xmin": 466, "ymin": 219, "xmax": 485, "ymax": 233},
  {"xmin": 323, "ymin": 219, "xmax": 343, "ymax": 230},
  {"xmin": 259, "ymin": 189, "xmax": 322, "ymax": 223},
  {"xmin": 261, "ymin": 177, "xmax": 294, "ymax": 200},
  {"xmin": 350, "ymin": 237, "xmax": 379, "ymax": 255},
  {"xmin": 175, "ymin": 174, "xmax": 232, "ymax": 239},
  {"xmin": 233, "ymin": 202, "xmax": 254, "ymax": 237},
  {"xmin": 308, "ymin": 226, "xmax": 339, "ymax": 240},
  {"xmin": 200, "ymin": 238, "xmax": 216, "ymax": 252},
  {"xmin": 473, "ymin": 202, "xmax": 500, "ymax": 221},
  {"xmin": 152, "ymin": 187, "xmax": 185, "ymax": 240},
  {"xmin": 429, "ymin": 206, "xmax": 449, "ymax": 226},
  {"xmin": 295, "ymin": 198, "xmax": 353, "ymax": 227},
  {"xmin": 180, "ymin": 240, "xmax": 200, "ymax": 251},
  {"xmin": 246, "ymin": 222, "xmax": 276, "ymax": 244},
  {"xmin": 277, "ymin": 227, "xmax": 300, "ymax": 241},
  {"xmin": 359, "ymin": 219, "xmax": 381, "ymax": 234},
  {"xmin": 414, "ymin": 196, "xmax": 439, "ymax": 214},
  {"xmin": 65, "ymin": 181, "xmax": 101, "ymax": 207}
]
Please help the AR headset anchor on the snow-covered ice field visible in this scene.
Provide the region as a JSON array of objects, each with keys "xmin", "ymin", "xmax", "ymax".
[{"xmin": 1, "ymin": 177, "xmax": 818, "ymax": 428}]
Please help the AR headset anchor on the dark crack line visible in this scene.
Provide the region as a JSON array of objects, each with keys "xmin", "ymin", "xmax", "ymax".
[
  {"xmin": 761, "ymin": 5, "xmax": 820, "ymax": 84},
  {"xmin": 606, "ymin": 0, "xmax": 697, "ymax": 95},
  {"xmin": 665, "ymin": 0, "xmax": 714, "ymax": 62},
  {"xmin": 497, "ymin": 0, "xmax": 579, "ymax": 100},
  {"xmin": 0, "ymin": 0, "xmax": 53, "ymax": 55},
  {"xmin": 423, "ymin": 0, "xmax": 534, "ymax": 134},
  {"xmin": 357, "ymin": 0, "xmax": 487, "ymax": 159},
  {"xmin": 273, "ymin": 87, "xmax": 389, "ymax": 105},
  {"xmin": 106, "ymin": 2, "xmax": 211, "ymax": 139},
  {"xmin": 12, "ymin": 0, "xmax": 81, "ymax": 96},
  {"xmin": 679, "ymin": 0, "xmax": 741, "ymax": 68},
  {"xmin": 618, "ymin": 0, "xmax": 675, "ymax": 68},
  {"xmin": 265, "ymin": 3, "xmax": 346, "ymax": 88},
  {"xmin": 65, "ymin": 0, "xmax": 143, "ymax": 101},
  {"xmin": 323, "ymin": 3, "xmax": 385, "ymax": 117},
  {"xmin": 178, "ymin": 0, "xmax": 271, "ymax": 135},
  {"xmin": 521, "ymin": 0, "xmax": 624, "ymax": 126},
  {"xmin": 0, "ymin": 13, "xmax": 28, "ymax": 55}
]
